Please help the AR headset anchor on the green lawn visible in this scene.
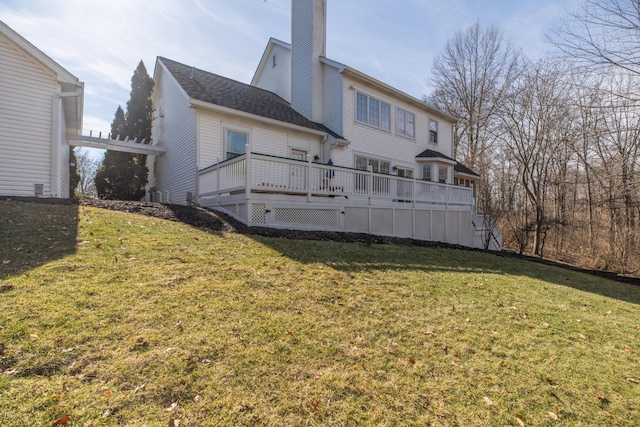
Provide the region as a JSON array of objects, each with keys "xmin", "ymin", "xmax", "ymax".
[{"xmin": 1, "ymin": 201, "xmax": 639, "ymax": 426}]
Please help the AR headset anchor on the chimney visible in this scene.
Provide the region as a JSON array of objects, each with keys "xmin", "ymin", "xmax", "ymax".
[{"xmin": 291, "ymin": 0, "xmax": 326, "ymax": 123}]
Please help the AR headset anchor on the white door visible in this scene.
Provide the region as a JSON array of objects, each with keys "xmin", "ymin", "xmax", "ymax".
[{"xmin": 290, "ymin": 149, "xmax": 307, "ymax": 190}]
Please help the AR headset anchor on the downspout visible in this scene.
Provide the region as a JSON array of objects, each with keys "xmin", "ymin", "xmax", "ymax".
[{"xmin": 52, "ymin": 86, "xmax": 83, "ymax": 197}]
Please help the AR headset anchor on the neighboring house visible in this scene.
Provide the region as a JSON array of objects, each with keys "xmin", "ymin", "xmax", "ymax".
[
  {"xmin": 147, "ymin": 0, "xmax": 500, "ymax": 250},
  {"xmin": 0, "ymin": 20, "xmax": 84, "ymax": 198}
]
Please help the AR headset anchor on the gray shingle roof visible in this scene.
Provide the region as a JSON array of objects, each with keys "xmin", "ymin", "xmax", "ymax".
[
  {"xmin": 416, "ymin": 149, "xmax": 479, "ymax": 177},
  {"xmin": 415, "ymin": 149, "xmax": 455, "ymax": 161},
  {"xmin": 454, "ymin": 162, "xmax": 480, "ymax": 178},
  {"xmin": 159, "ymin": 57, "xmax": 341, "ymax": 138}
]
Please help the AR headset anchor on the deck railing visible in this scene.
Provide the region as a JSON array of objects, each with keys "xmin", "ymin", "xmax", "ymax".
[{"xmin": 198, "ymin": 152, "xmax": 474, "ymax": 207}]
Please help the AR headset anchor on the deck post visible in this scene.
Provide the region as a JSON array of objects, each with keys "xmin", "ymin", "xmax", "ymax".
[
  {"xmin": 306, "ymin": 154, "xmax": 312, "ymax": 202},
  {"xmin": 216, "ymin": 157, "xmax": 220, "ymax": 205},
  {"xmin": 245, "ymin": 147, "xmax": 252, "ymax": 202},
  {"xmin": 367, "ymin": 165, "xmax": 373, "ymax": 206}
]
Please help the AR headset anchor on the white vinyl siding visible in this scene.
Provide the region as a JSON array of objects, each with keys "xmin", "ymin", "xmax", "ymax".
[
  {"xmin": 323, "ymin": 64, "xmax": 343, "ymax": 135},
  {"xmin": 0, "ymin": 32, "xmax": 57, "ymax": 197},
  {"xmin": 253, "ymin": 43, "xmax": 292, "ymax": 103},
  {"xmin": 339, "ymin": 76, "xmax": 455, "ymax": 176},
  {"xmin": 199, "ymin": 113, "xmax": 222, "ymax": 168},
  {"xmin": 198, "ymin": 109, "xmax": 324, "ymax": 165},
  {"xmin": 150, "ymin": 63, "xmax": 197, "ymax": 204}
]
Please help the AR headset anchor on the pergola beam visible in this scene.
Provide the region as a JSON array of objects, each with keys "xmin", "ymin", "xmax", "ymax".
[{"xmin": 67, "ymin": 134, "xmax": 165, "ymax": 156}]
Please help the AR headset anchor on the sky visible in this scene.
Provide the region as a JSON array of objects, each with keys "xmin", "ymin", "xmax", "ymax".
[{"xmin": 1, "ymin": 0, "xmax": 579, "ymax": 138}]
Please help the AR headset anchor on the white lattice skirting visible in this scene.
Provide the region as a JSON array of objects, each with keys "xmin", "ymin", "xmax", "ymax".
[{"xmin": 209, "ymin": 198, "xmax": 483, "ymax": 248}]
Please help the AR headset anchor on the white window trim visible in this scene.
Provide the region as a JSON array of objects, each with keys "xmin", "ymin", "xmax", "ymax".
[
  {"xmin": 429, "ymin": 119, "xmax": 439, "ymax": 145},
  {"xmin": 355, "ymin": 91, "xmax": 392, "ymax": 132},
  {"xmin": 353, "ymin": 152, "xmax": 392, "ymax": 174},
  {"xmin": 395, "ymin": 165, "xmax": 415, "ymax": 178},
  {"xmin": 223, "ymin": 126, "xmax": 251, "ymax": 160},
  {"xmin": 396, "ymin": 107, "xmax": 416, "ymax": 140}
]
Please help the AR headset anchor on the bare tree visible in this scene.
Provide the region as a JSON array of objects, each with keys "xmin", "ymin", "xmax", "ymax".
[
  {"xmin": 497, "ymin": 59, "xmax": 574, "ymax": 257},
  {"xmin": 75, "ymin": 148, "xmax": 101, "ymax": 198},
  {"xmin": 426, "ymin": 22, "xmax": 521, "ymax": 224},
  {"xmin": 427, "ymin": 22, "xmax": 521, "ymax": 170},
  {"xmin": 590, "ymin": 72, "xmax": 640, "ymax": 271},
  {"xmin": 547, "ymin": 0, "xmax": 640, "ymax": 75}
]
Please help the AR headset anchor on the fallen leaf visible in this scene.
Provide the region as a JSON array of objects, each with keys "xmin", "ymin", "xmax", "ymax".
[
  {"xmin": 168, "ymin": 418, "xmax": 180, "ymax": 427},
  {"xmin": 30, "ymin": 333, "xmax": 39, "ymax": 341},
  {"xmin": 95, "ymin": 243, "xmax": 102, "ymax": 248},
  {"xmin": 187, "ymin": 359, "xmax": 197, "ymax": 368},
  {"xmin": 548, "ymin": 411, "xmax": 558, "ymax": 420},
  {"xmin": 595, "ymin": 392, "xmax": 606, "ymax": 400},
  {"xmin": 483, "ymin": 396, "xmax": 494, "ymax": 406},
  {"xmin": 516, "ymin": 417, "xmax": 525, "ymax": 427},
  {"xmin": 407, "ymin": 357, "xmax": 416, "ymax": 365},
  {"xmin": 53, "ymin": 415, "xmax": 70, "ymax": 425},
  {"xmin": 499, "ymin": 360, "xmax": 507, "ymax": 367},
  {"xmin": 52, "ymin": 394, "xmax": 62, "ymax": 399},
  {"xmin": 165, "ymin": 402, "xmax": 178, "ymax": 412},
  {"xmin": 545, "ymin": 377, "xmax": 554, "ymax": 385},
  {"xmin": 102, "ymin": 390, "xmax": 111, "ymax": 398}
]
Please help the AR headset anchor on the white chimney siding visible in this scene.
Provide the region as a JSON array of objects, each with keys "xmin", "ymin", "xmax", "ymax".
[{"xmin": 291, "ymin": 0, "xmax": 326, "ymax": 123}]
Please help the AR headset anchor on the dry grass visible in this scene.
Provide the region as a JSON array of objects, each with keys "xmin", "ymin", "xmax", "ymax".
[{"xmin": 1, "ymin": 201, "xmax": 639, "ymax": 426}]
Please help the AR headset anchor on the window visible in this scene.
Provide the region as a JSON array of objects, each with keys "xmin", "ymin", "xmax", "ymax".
[
  {"xmin": 438, "ymin": 166, "xmax": 448, "ymax": 184},
  {"xmin": 429, "ymin": 119, "xmax": 438, "ymax": 144},
  {"xmin": 396, "ymin": 167, "xmax": 414, "ymax": 178},
  {"xmin": 422, "ymin": 164, "xmax": 432, "ymax": 181},
  {"xmin": 225, "ymin": 130, "xmax": 247, "ymax": 160},
  {"xmin": 356, "ymin": 92, "xmax": 391, "ymax": 131},
  {"xmin": 355, "ymin": 155, "xmax": 391, "ymax": 194},
  {"xmin": 396, "ymin": 108, "xmax": 415, "ymax": 138},
  {"xmin": 355, "ymin": 156, "xmax": 390, "ymax": 174}
]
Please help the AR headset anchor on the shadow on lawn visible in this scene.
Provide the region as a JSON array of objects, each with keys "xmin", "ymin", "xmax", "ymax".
[
  {"xmin": 257, "ymin": 236, "xmax": 640, "ymax": 306},
  {"xmin": 0, "ymin": 198, "xmax": 78, "ymax": 281}
]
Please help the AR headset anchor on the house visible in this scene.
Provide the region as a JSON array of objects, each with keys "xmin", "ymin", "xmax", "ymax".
[
  {"xmin": 147, "ymin": 0, "xmax": 501, "ymax": 250},
  {"xmin": 0, "ymin": 20, "xmax": 84, "ymax": 198}
]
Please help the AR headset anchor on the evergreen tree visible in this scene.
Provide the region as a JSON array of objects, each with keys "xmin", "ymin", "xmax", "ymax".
[
  {"xmin": 95, "ymin": 62, "xmax": 154, "ymax": 200},
  {"xmin": 69, "ymin": 147, "xmax": 80, "ymax": 196}
]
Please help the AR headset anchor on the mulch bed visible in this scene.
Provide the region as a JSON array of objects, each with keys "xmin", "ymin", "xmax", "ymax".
[{"xmin": 3, "ymin": 196, "xmax": 639, "ymax": 286}]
